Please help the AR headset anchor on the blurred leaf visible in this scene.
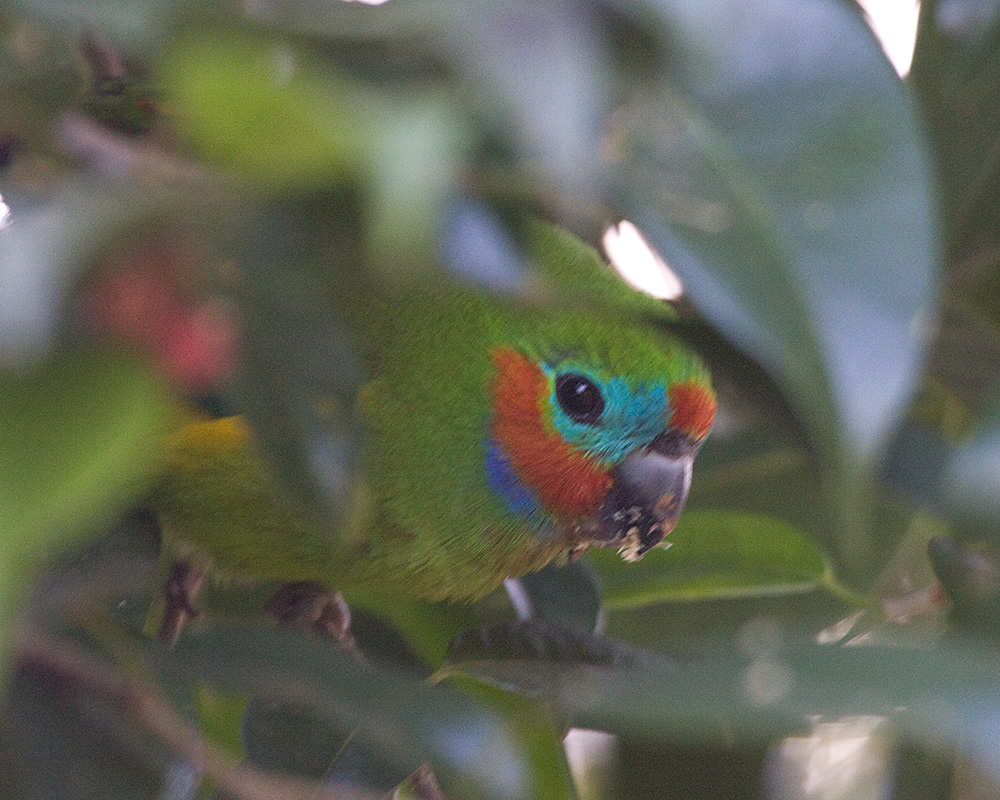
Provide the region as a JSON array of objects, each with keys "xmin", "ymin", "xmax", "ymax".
[
  {"xmin": 365, "ymin": 89, "xmax": 469, "ymax": 278},
  {"xmin": 225, "ymin": 203, "xmax": 365, "ymax": 535},
  {"xmin": 911, "ymin": 0, "xmax": 1000, "ymax": 264},
  {"xmin": 0, "ymin": 348, "xmax": 169, "ymax": 544},
  {"xmin": 233, "ymin": 0, "xmax": 611, "ymax": 204},
  {"xmin": 438, "ymin": 1, "xmax": 610, "ymax": 204},
  {"xmin": 347, "ymin": 589, "xmax": 487, "ymax": 668},
  {"xmin": 587, "ymin": 509, "xmax": 829, "ymax": 608},
  {"xmin": 554, "ymin": 634, "xmax": 1000, "ymax": 766},
  {"xmin": 435, "ymin": 618, "xmax": 1000, "ymax": 792},
  {"xmin": 927, "ymin": 536, "xmax": 1000, "ymax": 634},
  {"xmin": 456, "ymin": 681, "xmax": 578, "ymax": 800},
  {"xmin": 2, "ymin": 660, "xmax": 177, "ymax": 800},
  {"xmin": 162, "ymin": 625, "xmax": 531, "ymax": 800},
  {"xmin": 240, "ymin": 697, "xmax": 357, "ymax": 780},
  {"xmin": 29, "ymin": 508, "xmax": 162, "ymax": 634},
  {"xmin": 908, "ymin": 0, "xmax": 1000, "ymax": 439},
  {"xmin": 158, "ymin": 30, "xmax": 372, "ymax": 190},
  {"xmin": 9, "ymin": 0, "xmax": 170, "ymax": 57},
  {"xmin": 0, "ymin": 348, "xmax": 170, "ymax": 662},
  {"xmin": 943, "ymin": 398, "xmax": 1000, "ymax": 530},
  {"xmin": 440, "ymin": 196, "xmax": 531, "ymax": 294},
  {"xmin": 614, "ymin": 0, "xmax": 936, "ymax": 470},
  {"xmin": 192, "ymin": 683, "xmax": 247, "ymax": 765},
  {"xmin": 687, "ymin": 426, "xmax": 828, "ymax": 546}
]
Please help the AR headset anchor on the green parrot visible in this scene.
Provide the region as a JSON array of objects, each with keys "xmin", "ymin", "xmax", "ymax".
[{"xmin": 149, "ymin": 222, "xmax": 715, "ymax": 628}]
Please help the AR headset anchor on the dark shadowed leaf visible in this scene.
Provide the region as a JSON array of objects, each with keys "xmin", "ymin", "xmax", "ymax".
[
  {"xmin": 3, "ymin": 661, "xmax": 179, "ymax": 800},
  {"xmin": 438, "ymin": 619, "xmax": 664, "ymax": 698},
  {"xmin": 161, "ymin": 625, "xmax": 531, "ymax": 800},
  {"xmin": 509, "ymin": 560, "xmax": 603, "ymax": 632},
  {"xmin": 224, "ymin": 202, "xmax": 365, "ymax": 535}
]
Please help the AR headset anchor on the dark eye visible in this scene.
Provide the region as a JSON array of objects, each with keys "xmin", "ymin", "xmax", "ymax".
[{"xmin": 555, "ymin": 373, "xmax": 604, "ymax": 424}]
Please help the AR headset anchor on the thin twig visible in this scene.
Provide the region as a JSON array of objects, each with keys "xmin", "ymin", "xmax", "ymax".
[{"xmin": 14, "ymin": 626, "xmax": 381, "ymax": 800}]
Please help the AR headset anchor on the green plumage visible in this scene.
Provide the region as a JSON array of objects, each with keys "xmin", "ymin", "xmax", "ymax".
[{"xmin": 150, "ymin": 223, "xmax": 712, "ymax": 601}]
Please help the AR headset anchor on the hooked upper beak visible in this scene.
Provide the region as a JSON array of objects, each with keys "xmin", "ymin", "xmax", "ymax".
[{"xmin": 597, "ymin": 430, "xmax": 700, "ymax": 561}]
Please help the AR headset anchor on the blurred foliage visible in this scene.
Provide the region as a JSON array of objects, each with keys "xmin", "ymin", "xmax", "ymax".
[{"xmin": 4, "ymin": 0, "xmax": 1000, "ymax": 798}]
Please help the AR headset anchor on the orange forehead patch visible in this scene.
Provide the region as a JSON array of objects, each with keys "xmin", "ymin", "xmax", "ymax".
[{"xmin": 668, "ymin": 382, "xmax": 716, "ymax": 440}]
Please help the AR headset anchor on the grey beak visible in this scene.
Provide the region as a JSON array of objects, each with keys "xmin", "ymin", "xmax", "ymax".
[{"xmin": 598, "ymin": 431, "xmax": 698, "ymax": 561}]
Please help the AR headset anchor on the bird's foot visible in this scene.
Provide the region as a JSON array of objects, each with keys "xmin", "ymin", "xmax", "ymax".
[
  {"xmin": 265, "ymin": 582, "xmax": 360, "ymax": 659},
  {"xmin": 158, "ymin": 559, "xmax": 205, "ymax": 646}
]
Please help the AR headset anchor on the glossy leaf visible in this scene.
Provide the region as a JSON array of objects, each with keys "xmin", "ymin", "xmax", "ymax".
[
  {"xmin": 587, "ymin": 509, "xmax": 828, "ymax": 608},
  {"xmin": 614, "ymin": 0, "xmax": 937, "ymax": 465}
]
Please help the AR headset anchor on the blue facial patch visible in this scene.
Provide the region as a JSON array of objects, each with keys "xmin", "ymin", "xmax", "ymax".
[
  {"xmin": 485, "ymin": 441, "xmax": 539, "ymax": 518},
  {"xmin": 543, "ymin": 363, "xmax": 669, "ymax": 464}
]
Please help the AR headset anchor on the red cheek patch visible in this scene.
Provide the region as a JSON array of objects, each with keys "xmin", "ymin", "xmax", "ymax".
[
  {"xmin": 668, "ymin": 382, "xmax": 716, "ymax": 440},
  {"xmin": 490, "ymin": 347, "xmax": 612, "ymax": 519}
]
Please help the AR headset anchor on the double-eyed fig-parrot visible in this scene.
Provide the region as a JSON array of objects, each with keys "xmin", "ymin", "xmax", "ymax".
[{"xmin": 149, "ymin": 222, "xmax": 715, "ymax": 629}]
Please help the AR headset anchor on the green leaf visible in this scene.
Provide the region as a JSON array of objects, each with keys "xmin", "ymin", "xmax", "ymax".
[
  {"xmin": 0, "ymin": 348, "xmax": 169, "ymax": 544},
  {"xmin": 614, "ymin": 0, "xmax": 937, "ymax": 467},
  {"xmin": 907, "ymin": 1, "xmax": 1000, "ymax": 440},
  {"xmin": 911, "ymin": 0, "xmax": 1000, "ymax": 267},
  {"xmin": 240, "ymin": 696, "xmax": 361, "ymax": 780},
  {"xmin": 158, "ymin": 30, "xmax": 371, "ymax": 190},
  {"xmin": 587, "ymin": 510, "xmax": 828, "ymax": 608},
  {"xmin": 0, "ymin": 348, "xmax": 171, "ymax": 657},
  {"xmin": 225, "ymin": 205, "xmax": 365, "ymax": 534}
]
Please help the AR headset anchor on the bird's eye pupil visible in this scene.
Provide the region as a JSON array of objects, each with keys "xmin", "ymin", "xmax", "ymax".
[{"xmin": 555, "ymin": 374, "xmax": 604, "ymax": 424}]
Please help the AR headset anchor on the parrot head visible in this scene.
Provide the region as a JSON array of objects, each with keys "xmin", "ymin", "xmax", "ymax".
[{"xmin": 485, "ymin": 326, "xmax": 715, "ymax": 562}]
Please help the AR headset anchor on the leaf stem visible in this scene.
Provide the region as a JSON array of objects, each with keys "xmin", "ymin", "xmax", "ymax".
[{"xmin": 820, "ymin": 566, "xmax": 878, "ymax": 613}]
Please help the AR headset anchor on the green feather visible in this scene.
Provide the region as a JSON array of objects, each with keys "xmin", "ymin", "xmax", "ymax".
[{"xmin": 524, "ymin": 220, "xmax": 676, "ymax": 322}]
